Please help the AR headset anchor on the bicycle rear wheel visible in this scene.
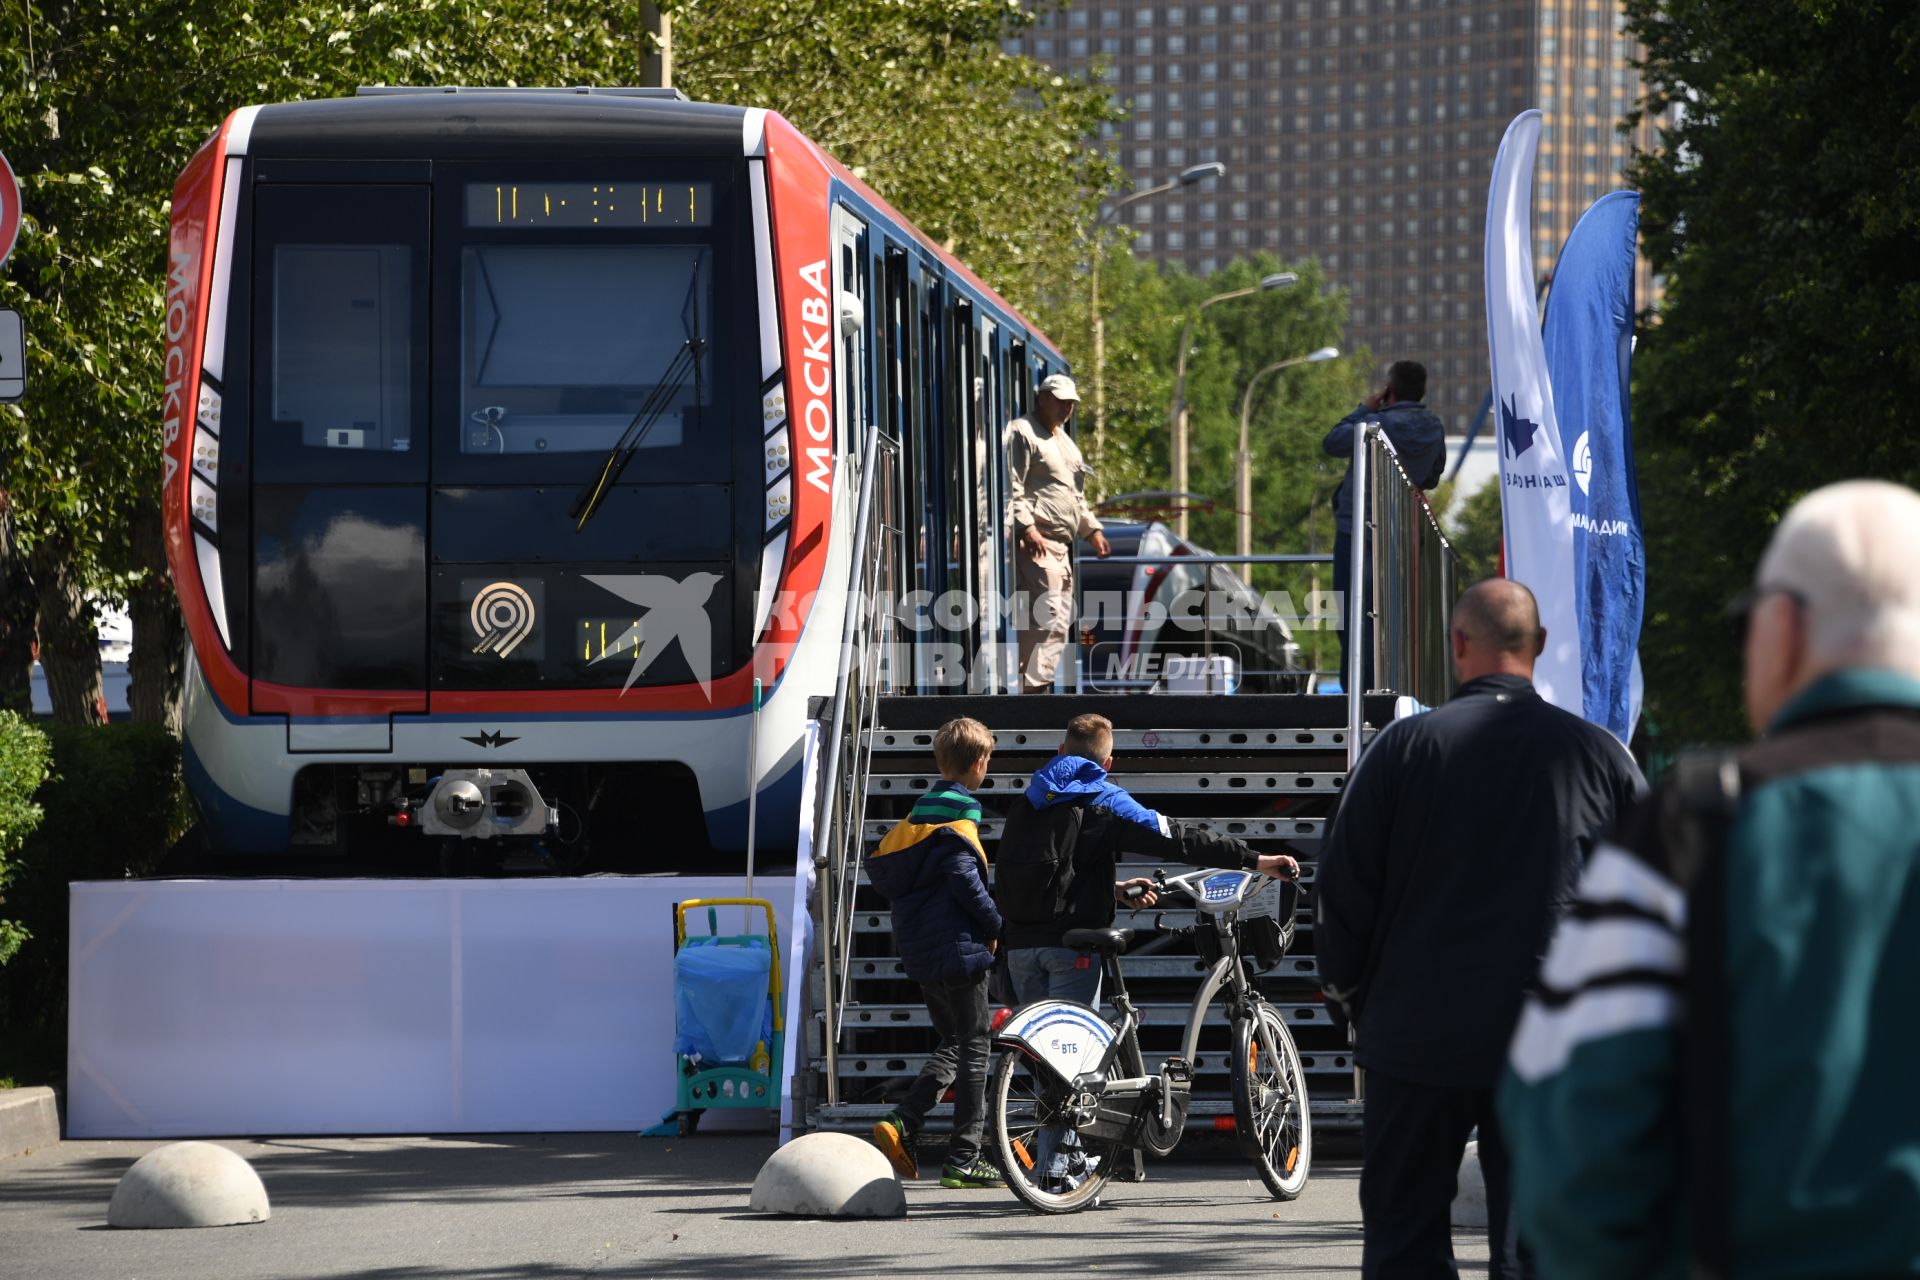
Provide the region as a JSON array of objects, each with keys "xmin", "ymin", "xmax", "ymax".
[
  {"xmin": 988, "ymin": 1049, "xmax": 1119, "ymax": 1214},
  {"xmin": 1232, "ymin": 1003, "xmax": 1312, "ymax": 1200}
]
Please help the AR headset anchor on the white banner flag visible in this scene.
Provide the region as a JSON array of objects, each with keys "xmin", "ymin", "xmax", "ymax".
[{"xmin": 1485, "ymin": 110, "xmax": 1581, "ymax": 710}]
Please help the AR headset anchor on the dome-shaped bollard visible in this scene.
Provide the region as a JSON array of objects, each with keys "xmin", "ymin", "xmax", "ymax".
[
  {"xmin": 1451, "ymin": 1139, "xmax": 1488, "ymax": 1228},
  {"xmin": 750, "ymin": 1132, "xmax": 907, "ymax": 1219},
  {"xmin": 108, "ymin": 1141, "xmax": 271, "ymax": 1229}
]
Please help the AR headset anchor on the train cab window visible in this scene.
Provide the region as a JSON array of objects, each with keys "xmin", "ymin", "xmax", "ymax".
[
  {"xmin": 253, "ymin": 184, "xmax": 429, "ymax": 483},
  {"xmin": 458, "ymin": 244, "xmax": 711, "ymax": 455}
]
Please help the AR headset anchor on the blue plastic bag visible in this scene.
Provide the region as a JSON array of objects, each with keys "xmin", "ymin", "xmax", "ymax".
[{"xmin": 673, "ymin": 938, "xmax": 773, "ymax": 1064}]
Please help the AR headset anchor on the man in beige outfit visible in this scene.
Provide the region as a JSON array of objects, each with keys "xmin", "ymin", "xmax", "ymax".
[{"xmin": 1006, "ymin": 374, "xmax": 1111, "ymax": 692}]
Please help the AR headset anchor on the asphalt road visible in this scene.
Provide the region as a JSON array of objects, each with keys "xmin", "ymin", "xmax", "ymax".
[{"xmin": 0, "ymin": 1133, "xmax": 1493, "ymax": 1279}]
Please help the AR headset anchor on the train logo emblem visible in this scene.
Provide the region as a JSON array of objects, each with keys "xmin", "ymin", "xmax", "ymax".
[
  {"xmin": 583, "ymin": 572, "xmax": 723, "ymax": 697},
  {"xmin": 470, "ymin": 582, "xmax": 537, "ymax": 658}
]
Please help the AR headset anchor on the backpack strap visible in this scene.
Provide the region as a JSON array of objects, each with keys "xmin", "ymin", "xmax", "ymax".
[{"xmin": 1660, "ymin": 751, "xmax": 1741, "ymax": 1280}]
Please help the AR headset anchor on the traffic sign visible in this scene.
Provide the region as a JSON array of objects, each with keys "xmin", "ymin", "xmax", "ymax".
[
  {"xmin": 0, "ymin": 309, "xmax": 23, "ymax": 402},
  {"xmin": 0, "ymin": 149, "xmax": 20, "ymax": 269}
]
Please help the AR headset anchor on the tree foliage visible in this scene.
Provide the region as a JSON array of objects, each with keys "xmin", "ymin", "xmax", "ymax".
[
  {"xmin": 1624, "ymin": 0, "xmax": 1920, "ymax": 743},
  {"xmin": 1068, "ymin": 248, "xmax": 1369, "ymax": 669}
]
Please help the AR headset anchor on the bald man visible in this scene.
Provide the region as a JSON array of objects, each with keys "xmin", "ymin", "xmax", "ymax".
[
  {"xmin": 1317, "ymin": 578, "xmax": 1644, "ymax": 1280},
  {"xmin": 1501, "ymin": 481, "xmax": 1920, "ymax": 1280}
]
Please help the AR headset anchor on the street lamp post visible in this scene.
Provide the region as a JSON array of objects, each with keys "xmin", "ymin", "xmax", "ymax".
[
  {"xmin": 1235, "ymin": 346, "xmax": 1341, "ymax": 567},
  {"xmin": 1169, "ymin": 272, "xmax": 1297, "ymax": 539},
  {"xmin": 1090, "ymin": 162, "xmax": 1224, "ymax": 497}
]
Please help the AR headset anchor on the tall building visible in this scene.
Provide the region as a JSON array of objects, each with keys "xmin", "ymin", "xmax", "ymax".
[{"xmin": 1008, "ymin": 0, "xmax": 1651, "ymax": 436}]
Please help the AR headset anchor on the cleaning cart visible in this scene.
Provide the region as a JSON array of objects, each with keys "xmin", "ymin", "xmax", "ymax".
[{"xmin": 668, "ymin": 897, "xmax": 784, "ymax": 1136}]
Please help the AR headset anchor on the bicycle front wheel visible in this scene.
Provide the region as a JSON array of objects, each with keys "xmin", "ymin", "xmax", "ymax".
[
  {"xmin": 1232, "ymin": 1003, "xmax": 1312, "ymax": 1200},
  {"xmin": 988, "ymin": 1049, "xmax": 1118, "ymax": 1215}
]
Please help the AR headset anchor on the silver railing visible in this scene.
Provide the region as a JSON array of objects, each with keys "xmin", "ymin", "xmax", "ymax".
[
  {"xmin": 1349, "ymin": 423, "xmax": 1459, "ymax": 768},
  {"xmin": 811, "ymin": 428, "xmax": 900, "ymax": 1107}
]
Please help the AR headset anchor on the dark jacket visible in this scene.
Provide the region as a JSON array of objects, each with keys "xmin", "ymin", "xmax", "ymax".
[
  {"xmin": 1324, "ymin": 399, "xmax": 1447, "ymax": 533},
  {"xmin": 867, "ymin": 784, "xmax": 1001, "ymax": 985},
  {"xmin": 1500, "ymin": 669, "xmax": 1920, "ymax": 1280},
  {"xmin": 1315, "ymin": 674, "xmax": 1644, "ymax": 1089},
  {"xmin": 996, "ymin": 755, "xmax": 1263, "ymax": 951}
]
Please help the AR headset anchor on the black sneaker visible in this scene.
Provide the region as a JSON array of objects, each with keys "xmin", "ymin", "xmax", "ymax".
[
  {"xmin": 872, "ymin": 1113, "xmax": 919, "ymax": 1180},
  {"xmin": 938, "ymin": 1157, "xmax": 1005, "ymax": 1188}
]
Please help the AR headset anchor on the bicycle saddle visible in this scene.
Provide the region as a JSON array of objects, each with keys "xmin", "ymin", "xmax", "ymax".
[{"xmin": 1062, "ymin": 927, "xmax": 1135, "ymax": 954}]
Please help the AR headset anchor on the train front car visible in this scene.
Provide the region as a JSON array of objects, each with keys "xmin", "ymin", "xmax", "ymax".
[{"xmin": 162, "ymin": 91, "xmax": 846, "ymax": 869}]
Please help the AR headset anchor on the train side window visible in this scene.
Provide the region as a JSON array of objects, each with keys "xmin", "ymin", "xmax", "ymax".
[
  {"xmin": 943, "ymin": 298, "xmax": 976, "ymax": 612},
  {"xmin": 253, "ymin": 184, "xmax": 429, "ymax": 483}
]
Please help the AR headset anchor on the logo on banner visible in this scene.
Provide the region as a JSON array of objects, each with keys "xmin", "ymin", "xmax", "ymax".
[
  {"xmin": 471, "ymin": 582, "xmax": 537, "ymax": 658},
  {"xmin": 1501, "ymin": 395, "xmax": 1539, "ymax": 459},
  {"xmin": 1572, "ymin": 431, "xmax": 1592, "ymax": 495}
]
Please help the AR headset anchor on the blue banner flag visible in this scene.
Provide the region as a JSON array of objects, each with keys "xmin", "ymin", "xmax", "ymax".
[{"xmin": 1541, "ymin": 190, "xmax": 1645, "ymax": 741}]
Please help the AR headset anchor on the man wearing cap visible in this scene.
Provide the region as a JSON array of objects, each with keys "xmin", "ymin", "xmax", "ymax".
[{"xmin": 1006, "ymin": 374, "xmax": 1111, "ymax": 693}]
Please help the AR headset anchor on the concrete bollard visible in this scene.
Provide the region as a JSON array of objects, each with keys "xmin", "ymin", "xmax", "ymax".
[
  {"xmin": 1452, "ymin": 1139, "xmax": 1488, "ymax": 1228},
  {"xmin": 749, "ymin": 1131, "xmax": 907, "ymax": 1219},
  {"xmin": 107, "ymin": 1141, "xmax": 270, "ymax": 1229}
]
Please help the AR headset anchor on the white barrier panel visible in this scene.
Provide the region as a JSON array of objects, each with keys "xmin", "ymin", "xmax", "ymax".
[{"xmin": 68, "ymin": 875, "xmax": 796, "ymax": 1138}]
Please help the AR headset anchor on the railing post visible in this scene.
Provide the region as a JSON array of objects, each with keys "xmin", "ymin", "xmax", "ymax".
[
  {"xmin": 1346, "ymin": 425, "xmax": 1371, "ymax": 774},
  {"xmin": 814, "ymin": 426, "xmax": 883, "ymax": 1109}
]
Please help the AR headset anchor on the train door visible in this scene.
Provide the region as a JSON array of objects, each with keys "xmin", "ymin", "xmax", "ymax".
[
  {"xmin": 831, "ymin": 208, "xmax": 898, "ymax": 689},
  {"xmin": 830, "ymin": 209, "xmax": 870, "ymax": 475},
  {"xmin": 247, "ymin": 180, "xmax": 432, "ymax": 747}
]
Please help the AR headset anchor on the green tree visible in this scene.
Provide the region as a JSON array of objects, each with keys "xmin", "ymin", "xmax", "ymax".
[
  {"xmin": 1624, "ymin": 0, "xmax": 1920, "ymax": 744},
  {"xmin": 0, "ymin": 0, "xmax": 1119, "ymax": 725},
  {"xmin": 1440, "ymin": 478, "xmax": 1504, "ymax": 587},
  {"xmin": 1062, "ymin": 248, "xmax": 1368, "ymax": 672}
]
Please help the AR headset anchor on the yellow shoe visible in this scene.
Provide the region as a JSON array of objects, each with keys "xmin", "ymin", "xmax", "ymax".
[{"xmin": 871, "ymin": 1113, "xmax": 919, "ymax": 1181}]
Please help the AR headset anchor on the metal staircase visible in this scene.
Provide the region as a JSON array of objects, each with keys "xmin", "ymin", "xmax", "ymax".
[{"xmin": 808, "ymin": 691, "xmax": 1408, "ymax": 1136}]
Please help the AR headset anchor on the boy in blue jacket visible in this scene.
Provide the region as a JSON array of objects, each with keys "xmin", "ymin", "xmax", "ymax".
[{"xmin": 866, "ymin": 717, "xmax": 1004, "ymax": 1189}]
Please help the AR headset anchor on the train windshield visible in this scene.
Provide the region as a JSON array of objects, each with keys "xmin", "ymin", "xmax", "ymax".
[{"xmin": 460, "ymin": 243, "xmax": 710, "ymax": 456}]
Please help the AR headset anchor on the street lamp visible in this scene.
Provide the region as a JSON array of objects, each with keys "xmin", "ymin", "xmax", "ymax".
[
  {"xmin": 1169, "ymin": 271, "xmax": 1298, "ymax": 538},
  {"xmin": 1235, "ymin": 346, "xmax": 1341, "ymax": 568},
  {"xmin": 1090, "ymin": 162, "xmax": 1225, "ymax": 496}
]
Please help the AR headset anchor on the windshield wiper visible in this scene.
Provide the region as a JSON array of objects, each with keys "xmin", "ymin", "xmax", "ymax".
[{"xmin": 571, "ymin": 252, "xmax": 707, "ymax": 531}]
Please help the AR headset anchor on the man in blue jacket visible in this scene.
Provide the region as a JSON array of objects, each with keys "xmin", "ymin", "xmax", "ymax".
[
  {"xmin": 866, "ymin": 717, "xmax": 1004, "ymax": 1189},
  {"xmin": 1323, "ymin": 360, "xmax": 1446, "ymax": 692},
  {"xmin": 1501, "ymin": 480, "xmax": 1920, "ymax": 1279}
]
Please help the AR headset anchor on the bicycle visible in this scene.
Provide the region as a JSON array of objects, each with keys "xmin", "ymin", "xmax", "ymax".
[{"xmin": 986, "ymin": 865, "xmax": 1313, "ymax": 1213}]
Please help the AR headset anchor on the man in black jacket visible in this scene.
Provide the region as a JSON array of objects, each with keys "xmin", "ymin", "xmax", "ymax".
[{"xmin": 1316, "ymin": 579, "xmax": 1643, "ymax": 1279}]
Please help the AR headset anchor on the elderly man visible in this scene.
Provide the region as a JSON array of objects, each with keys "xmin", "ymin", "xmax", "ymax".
[
  {"xmin": 1501, "ymin": 480, "xmax": 1920, "ymax": 1280},
  {"xmin": 1006, "ymin": 374, "xmax": 1110, "ymax": 693},
  {"xmin": 1317, "ymin": 578, "xmax": 1644, "ymax": 1279}
]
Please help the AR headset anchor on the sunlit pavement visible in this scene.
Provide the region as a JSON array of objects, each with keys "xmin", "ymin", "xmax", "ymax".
[{"xmin": 0, "ymin": 1132, "xmax": 1494, "ymax": 1278}]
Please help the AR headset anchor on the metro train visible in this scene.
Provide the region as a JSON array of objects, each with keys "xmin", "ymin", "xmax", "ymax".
[{"xmin": 162, "ymin": 87, "xmax": 1070, "ymax": 868}]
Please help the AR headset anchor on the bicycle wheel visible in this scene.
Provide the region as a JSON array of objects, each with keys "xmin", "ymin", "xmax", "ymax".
[
  {"xmin": 1232, "ymin": 1003, "xmax": 1312, "ymax": 1200},
  {"xmin": 988, "ymin": 1049, "xmax": 1119, "ymax": 1214}
]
